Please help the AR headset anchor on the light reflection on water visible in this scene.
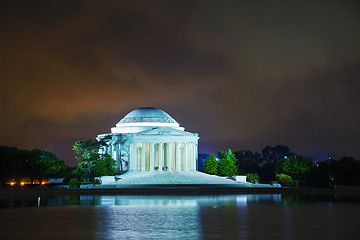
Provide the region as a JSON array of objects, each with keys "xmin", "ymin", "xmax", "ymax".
[
  {"xmin": 0, "ymin": 194, "xmax": 359, "ymax": 240},
  {"xmin": 43, "ymin": 194, "xmax": 282, "ymax": 207},
  {"xmin": 96, "ymin": 205, "xmax": 201, "ymax": 239},
  {"xmin": 92, "ymin": 195, "xmax": 279, "ymax": 239}
]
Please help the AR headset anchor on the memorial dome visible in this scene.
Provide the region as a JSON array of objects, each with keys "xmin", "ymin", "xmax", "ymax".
[
  {"xmin": 112, "ymin": 107, "xmax": 183, "ymax": 133},
  {"xmin": 118, "ymin": 107, "xmax": 178, "ymax": 124}
]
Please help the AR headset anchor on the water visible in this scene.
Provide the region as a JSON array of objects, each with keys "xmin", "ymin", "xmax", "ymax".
[{"xmin": 0, "ymin": 194, "xmax": 359, "ymax": 239}]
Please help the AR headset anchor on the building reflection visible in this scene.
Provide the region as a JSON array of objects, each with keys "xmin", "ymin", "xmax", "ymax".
[
  {"xmin": 3, "ymin": 193, "xmax": 282, "ymax": 208},
  {"xmin": 94, "ymin": 196, "xmax": 202, "ymax": 239},
  {"xmin": 91, "ymin": 194, "xmax": 282, "ymax": 207},
  {"xmin": 91, "ymin": 194, "xmax": 282, "ymax": 240},
  {"xmin": 2, "ymin": 193, "xmax": 357, "ymax": 240},
  {"xmin": 97, "ymin": 195, "xmax": 198, "ymax": 206}
]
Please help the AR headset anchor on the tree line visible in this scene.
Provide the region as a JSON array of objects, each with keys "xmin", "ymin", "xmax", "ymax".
[
  {"xmin": 0, "ymin": 146, "xmax": 67, "ymax": 186},
  {"xmin": 2, "ymin": 142, "xmax": 359, "ymax": 188},
  {"xmin": 0, "ymin": 136, "xmax": 117, "ymax": 187},
  {"xmin": 202, "ymin": 145, "xmax": 360, "ymax": 187}
]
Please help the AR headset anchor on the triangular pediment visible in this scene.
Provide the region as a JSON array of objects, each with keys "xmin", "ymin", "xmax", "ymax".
[{"xmin": 136, "ymin": 127, "xmax": 196, "ymax": 136}]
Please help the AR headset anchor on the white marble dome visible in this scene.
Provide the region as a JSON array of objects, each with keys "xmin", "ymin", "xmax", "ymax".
[
  {"xmin": 119, "ymin": 107, "xmax": 178, "ymax": 124},
  {"xmin": 112, "ymin": 107, "xmax": 184, "ymax": 133}
]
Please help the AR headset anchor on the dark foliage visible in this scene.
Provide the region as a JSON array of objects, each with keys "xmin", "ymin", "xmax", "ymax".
[{"xmin": 0, "ymin": 146, "xmax": 67, "ymax": 186}]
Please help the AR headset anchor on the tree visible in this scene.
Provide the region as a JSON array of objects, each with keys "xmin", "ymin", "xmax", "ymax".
[
  {"xmin": 337, "ymin": 156, "xmax": 360, "ymax": 186},
  {"xmin": 72, "ymin": 139, "xmax": 99, "ymax": 175},
  {"xmin": 95, "ymin": 153, "xmax": 117, "ymax": 176},
  {"xmin": 259, "ymin": 162, "xmax": 276, "ymax": 183},
  {"xmin": 204, "ymin": 155, "xmax": 218, "ymax": 175},
  {"xmin": 305, "ymin": 159, "xmax": 337, "ymax": 188},
  {"xmin": 234, "ymin": 150, "xmax": 262, "ymax": 175},
  {"xmin": 198, "ymin": 153, "xmax": 210, "ymax": 172},
  {"xmin": 218, "ymin": 149, "xmax": 238, "ymax": 177},
  {"xmin": 218, "ymin": 155, "xmax": 238, "ymax": 177},
  {"xmin": 276, "ymin": 173, "xmax": 298, "ymax": 187},
  {"xmin": 246, "ymin": 173, "xmax": 259, "ymax": 183},
  {"xmin": 262, "ymin": 145, "xmax": 294, "ymax": 164},
  {"xmin": 0, "ymin": 146, "xmax": 27, "ymax": 185},
  {"xmin": 259, "ymin": 145, "xmax": 294, "ymax": 183},
  {"xmin": 218, "ymin": 149, "xmax": 236, "ymax": 162},
  {"xmin": 217, "ymin": 150, "xmax": 225, "ymax": 160},
  {"xmin": 69, "ymin": 178, "xmax": 80, "ymax": 188},
  {"xmin": 275, "ymin": 156, "xmax": 312, "ymax": 185},
  {"xmin": 26, "ymin": 149, "xmax": 67, "ymax": 182},
  {"xmin": 72, "ymin": 136, "xmax": 115, "ymax": 181},
  {"xmin": 72, "ymin": 135, "xmax": 112, "ymax": 163},
  {"xmin": 0, "ymin": 146, "xmax": 67, "ymax": 185}
]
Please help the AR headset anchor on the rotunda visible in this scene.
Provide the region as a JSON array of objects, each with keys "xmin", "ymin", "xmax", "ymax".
[{"xmin": 97, "ymin": 107, "xmax": 199, "ymax": 172}]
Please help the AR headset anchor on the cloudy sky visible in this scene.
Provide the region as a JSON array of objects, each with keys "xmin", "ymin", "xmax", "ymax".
[{"xmin": 1, "ymin": 0, "xmax": 360, "ymax": 166}]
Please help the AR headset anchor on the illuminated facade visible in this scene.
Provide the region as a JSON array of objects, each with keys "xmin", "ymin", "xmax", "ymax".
[{"xmin": 96, "ymin": 107, "xmax": 199, "ymax": 172}]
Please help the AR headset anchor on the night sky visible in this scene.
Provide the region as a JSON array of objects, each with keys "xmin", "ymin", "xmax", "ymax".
[{"xmin": 1, "ymin": 0, "xmax": 360, "ymax": 167}]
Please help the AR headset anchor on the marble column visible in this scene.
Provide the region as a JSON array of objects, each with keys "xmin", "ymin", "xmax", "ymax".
[
  {"xmin": 116, "ymin": 144, "xmax": 121, "ymax": 170},
  {"xmin": 109, "ymin": 144, "xmax": 113, "ymax": 157},
  {"xmin": 184, "ymin": 142, "xmax": 188, "ymax": 171},
  {"xmin": 172, "ymin": 143, "xmax": 175, "ymax": 171},
  {"xmin": 126, "ymin": 144, "xmax": 131, "ymax": 171},
  {"xmin": 167, "ymin": 143, "xmax": 171, "ymax": 171},
  {"xmin": 189, "ymin": 142, "xmax": 192, "ymax": 171},
  {"xmin": 134, "ymin": 142, "xmax": 138, "ymax": 171},
  {"xmin": 194, "ymin": 143, "xmax": 199, "ymax": 171},
  {"xmin": 175, "ymin": 142, "xmax": 180, "ymax": 171},
  {"xmin": 129, "ymin": 142, "xmax": 136, "ymax": 171},
  {"xmin": 150, "ymin": 142, "xmax": 154, "ymax": 171},
  {"xmin": 141, "ymin": 142, "xmax": 145, "ymax": 171},
  {"xmin": 159, "ymin": 142, "xmax": 163, "ymax": 171},
  {"xmin": 192, "ymin": 142, "xmax": 196, "ymax": 171}
]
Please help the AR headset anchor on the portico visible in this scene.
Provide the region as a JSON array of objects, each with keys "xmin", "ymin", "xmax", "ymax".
[{"xmin": 129, "ymin": 140, "xmax": 197, "ymax": 172}]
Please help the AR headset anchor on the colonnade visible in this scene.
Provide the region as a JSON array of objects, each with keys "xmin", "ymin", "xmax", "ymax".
[
  {"xmin": 129, "ymin": 141, "xmax": 197, "ymax": 171},
  {"xmin": 102, "ymin": 143, "xmax": 122, "ymax": 170}
]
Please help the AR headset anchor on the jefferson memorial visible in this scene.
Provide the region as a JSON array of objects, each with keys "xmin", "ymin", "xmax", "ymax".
[
  {"xmin": 94, "ymin": 107, "xmax": 269, "ymax": 186},
  {"xmin": 97, "ymin": 107, "xmax": 199, "ymax": 173}
]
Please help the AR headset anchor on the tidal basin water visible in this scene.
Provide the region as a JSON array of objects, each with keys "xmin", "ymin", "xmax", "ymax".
[{"xmin": 1, "ymin": 193, "xmax": 359, "ymax": 240}]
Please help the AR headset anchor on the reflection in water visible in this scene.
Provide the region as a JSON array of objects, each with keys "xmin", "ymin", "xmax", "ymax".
[
  {"xmin": 45, "ymin": 194, "xmax": 282, "ymax": 207},
  {"xmin": 0, "ymin": 194, "xmax": 359, "ymax": 240},
  {"xmin": 97, "ymin": 195, "xmax": 198, "ymax": 206},
  {"xmin": 94, "ymin": 195, "xmax": 280, "ymax": 239},
  {"xmin": 96, "ymin": 205, "xmax": 200, "ymax": 239}
]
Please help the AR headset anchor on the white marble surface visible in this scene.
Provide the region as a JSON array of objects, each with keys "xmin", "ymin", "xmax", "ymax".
[{"xmin": 97, "ymin": 171, "xmax": 257, "ymax": 185}]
